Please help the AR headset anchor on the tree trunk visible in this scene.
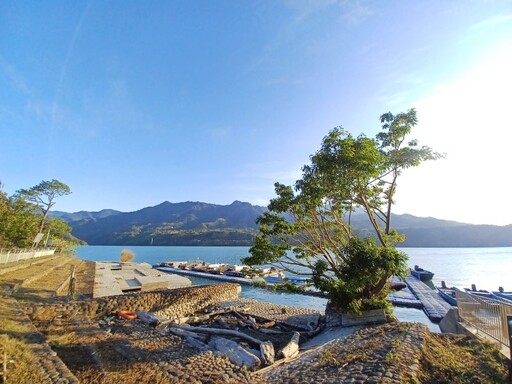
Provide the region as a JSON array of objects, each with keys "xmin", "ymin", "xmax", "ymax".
[
  {"xmin": 208, "ymin": 336, "xmax": 261, "ymax": 369},
  {"xmin": 278, "ymin": 331, "xmax": 300, "ymax": 358},
  {"xmin": 260, "ymin": 340, "xmax": 275, "ymax": 365},
  {"xmin": 168, "ymin": 324, "xmax": 264, "ymax": 346}
]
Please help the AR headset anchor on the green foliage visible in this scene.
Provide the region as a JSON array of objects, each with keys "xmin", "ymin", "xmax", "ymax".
[
  {"xmin": 0, "ymin": 192, "xmax": 39, "ymax": 248},
  {"xmin": 250, "ymin": 280, "xmax": 267, "ymax": 288},
  {"xmin": 274, "ymin": 281, "xmax": 306, "ymax": 293},
  {"xmin": 314, "ymin": 237, "xmax": 408, "ymax": 313},
  {"xmin": 1, "ymin": 180, "xmax": 77, "ymax": 248},
  {"xmin": 241, "ymin": 266, "xmax": 264, "ymax": 278},
  {"xmin": 244, "ymin": 110, "xmax": 441, "ymax": 312},
  {"xmin": 16, "ymin": 179, "xmax": 71, "ymax": 233},
  {"xmin": 251, "ymin": 279, "xmax": 306, "ymax": 293}
]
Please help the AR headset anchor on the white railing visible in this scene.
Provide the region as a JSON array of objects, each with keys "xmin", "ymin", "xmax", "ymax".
[
  {"xmin": 457, "ymin": 290, "xmax": 512, "ymax": 347},
  {"xmin": 0, "ymin": 248, "xmax": 56, "ymax": 264}
]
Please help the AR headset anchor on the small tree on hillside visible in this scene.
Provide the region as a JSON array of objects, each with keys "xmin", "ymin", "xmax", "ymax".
[
  {"xmin": 0, "ymin": 191, "xmax": 40, "ymax": 248},
  {"xmin": 243, "ymin": 109, "xmax": 443, "ymax": 313}
]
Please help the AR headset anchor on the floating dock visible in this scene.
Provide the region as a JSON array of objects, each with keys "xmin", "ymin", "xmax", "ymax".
[
  {"xmin": 388, "ymin": 286, "xmax": 422, "ymax": 308},
  {"xmin": 155, "ymin": 266, "xmax": 449, "ymax": 315},
  {"xmin": 154, "ymin": 266, "xmax": 258, "ymax": 285},
  {"xmin": 405, "ymin": 275, "xmax": 453, "ymax": 322}
]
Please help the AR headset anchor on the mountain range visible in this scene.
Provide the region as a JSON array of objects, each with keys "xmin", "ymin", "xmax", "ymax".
[{"xmin": 52, "ymin": 201, "xmax": 512, "ymax": 247}]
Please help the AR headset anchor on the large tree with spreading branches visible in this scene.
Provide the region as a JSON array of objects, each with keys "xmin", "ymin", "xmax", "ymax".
[
  {"xmin": 243, "ymin": 109, "xmax": 443, "ymax": 312},
  {"xmin": 15, "ymin": 179, "xmax": 71, "ymax": 234}
]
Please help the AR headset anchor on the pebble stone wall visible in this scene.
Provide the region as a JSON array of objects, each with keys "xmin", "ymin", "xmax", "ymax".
[{"xmin": 30, "ymin": 283, "xmax": 242, "ymax": 322}]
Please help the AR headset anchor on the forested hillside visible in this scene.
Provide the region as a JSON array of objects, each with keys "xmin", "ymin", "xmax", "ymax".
[{"xmin": 53, "ymin": 201, "xmax": 512, "ymax": 247}]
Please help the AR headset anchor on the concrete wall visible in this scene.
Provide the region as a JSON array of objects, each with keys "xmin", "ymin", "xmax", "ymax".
[{"xmin": 0, "ymin": 248, "xmax": 56, "ymax": 264}]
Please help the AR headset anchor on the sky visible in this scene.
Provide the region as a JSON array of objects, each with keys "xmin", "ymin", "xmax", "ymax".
[{"xmin": 1, "ymin": 1, "xmax": 512, "ymax": 226}]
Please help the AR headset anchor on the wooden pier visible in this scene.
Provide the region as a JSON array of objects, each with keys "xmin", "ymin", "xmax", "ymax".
[{"xmin": 405, "ymin": 276, "xmax": 453, "ymax": 322}]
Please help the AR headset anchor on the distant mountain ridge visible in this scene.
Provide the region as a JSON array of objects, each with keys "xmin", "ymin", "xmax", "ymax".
[
  {"xmin": 52, "ymin": 201, "xmax": 512, "ymax": 247},
  {"xmin": 53, "ymin": 201, "xmax": 267, "ymax": 246}
]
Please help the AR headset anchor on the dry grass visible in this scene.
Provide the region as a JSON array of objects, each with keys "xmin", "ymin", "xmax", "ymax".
[
  {"xmin": 77, "ymin": 363, "xmax": 170, "ymax": 384},
  {"xmin": 419, "ymin": 332, "xmax": 509, "ymax": 383},
  {"xmin": 120, "ymin": 250, "xmax": 135, "ymax": 263},
  {"xmin": 0, "ymin": 335, "xmax": 47, "ymax": 384}
]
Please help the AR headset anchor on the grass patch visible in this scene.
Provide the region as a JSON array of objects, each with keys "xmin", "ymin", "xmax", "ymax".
[
  {"xmin": 77, "ymin": 363, "xmax": 170, "ymax": 384},
  {"xmin": 419, "ymin": 332, "xmax": 509, "ymax": 383},
  {"xmin": 0, "ymin": 335, "xmax": 47, "ymax": 384},
  {"xmin": 45, "ymin": 331, "xmax": 81, "ymax": 346},
  {"xmin": 317, "ymin": 338, "xmax": 383, "ymax": 368}
]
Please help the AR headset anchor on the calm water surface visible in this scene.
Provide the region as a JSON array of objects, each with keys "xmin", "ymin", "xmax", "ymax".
[{"xmin": 74, "ymin": 245, "xmax": 512, "ymax": 332}]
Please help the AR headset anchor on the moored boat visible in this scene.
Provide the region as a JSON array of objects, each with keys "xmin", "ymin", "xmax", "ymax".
[
  {"xmin": 388, "ymin": 281, "xmax": 407, "ymax": 291},
  {"xmin": 410, "ymin": 265, "xmax": 434, "ymax": 282},
  {"xmin": 263, "ymin": 275, "xmax": 284, "ymax": 284},
  {"xmin": 287, "ymin": 277, "xmax": 310, "ymax": 285},
  {"xmin": 437, "ymin": 287, "xmax": 458, "ymax": 306},
  {"xmin": 492, "ymin": 287, "xmax": 512, "ymax": 303},
  {"xmin": 464, "ymin": 284, "xmax": 493, "ymax": 299}
]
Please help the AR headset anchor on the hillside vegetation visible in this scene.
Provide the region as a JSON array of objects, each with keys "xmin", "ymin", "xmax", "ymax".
[{"xmin": 53, "ymin": 201, "xmax": 512, "ymax": 247}]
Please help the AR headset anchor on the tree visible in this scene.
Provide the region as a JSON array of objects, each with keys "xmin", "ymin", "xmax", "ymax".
[
  {"xmin": 0, "ymin": 192, "xmax": 40, "ymax": 248},
  {"xmin": 243, "ymin": 109, "xmax": 443, "ymax": 312},
  {"xmin": 16, "ymin": 179, "xmax": 71, "ymax": 234}
]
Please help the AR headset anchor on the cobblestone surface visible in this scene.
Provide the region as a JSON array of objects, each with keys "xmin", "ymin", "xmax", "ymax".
[
  {"xmin": 262, "ymin": 321, "xmax": 427, "ymax": 384},
  {"xmin": 0, "ymin": 257, "xmax": 431, "ymax": 384},
  {"xmin": 217, "ymin": 298, "xmax": 322, "ymax": 330},
  {"xmin": 0, "ymin": 293, "xmax": 79, "ymax": 383}
]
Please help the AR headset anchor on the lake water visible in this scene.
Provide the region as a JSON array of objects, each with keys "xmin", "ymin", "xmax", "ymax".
[{"xmin": 74, "ymin": 245, "xmax": 512, "ymax": 332}]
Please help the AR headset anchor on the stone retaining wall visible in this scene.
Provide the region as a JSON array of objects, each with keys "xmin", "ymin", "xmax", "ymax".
[
  {"xmin": 31, "ymin": 283, "xmax": 242, "ymax": 321},
  {"xmin": 325, "ymin": 301, "xmax": 388, "ymax": 327}
]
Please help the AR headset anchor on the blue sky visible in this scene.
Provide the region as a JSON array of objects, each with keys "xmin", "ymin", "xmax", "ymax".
[{"xmin": 1, "ymin": 1, "xmax": 512, "ymax": 225}]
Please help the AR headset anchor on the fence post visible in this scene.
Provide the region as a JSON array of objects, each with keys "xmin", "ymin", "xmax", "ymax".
[
  {"xmin": 2, "ymin": 350, "xmax": 6, "ymax": 383},
  {"xmin": 507, "ymin": 314, "xmax": 512, "ymax": 382}
]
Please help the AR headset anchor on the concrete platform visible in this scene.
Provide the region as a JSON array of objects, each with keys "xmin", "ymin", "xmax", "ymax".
[{"xmin": 93, "ymin": 262, "xmax": 191, "ymax": 298}]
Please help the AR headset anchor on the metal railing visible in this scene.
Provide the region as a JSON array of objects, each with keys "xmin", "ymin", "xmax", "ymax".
[
  {"xmin": 0, "ymin": 248, "xmax": 56, "ymax": 264},
  {"xmin": 456, "ymin": 290, "xmax": 512, "ymax": 347}
]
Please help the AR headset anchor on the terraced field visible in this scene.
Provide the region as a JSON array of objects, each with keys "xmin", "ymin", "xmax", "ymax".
[{"xmin": 0, "ymin": 254, "xmax": 95, "ymax": 302}]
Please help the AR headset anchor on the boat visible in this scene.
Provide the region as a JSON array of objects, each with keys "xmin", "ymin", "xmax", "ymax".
[
  {"xmin": 437, "ymin": 285, "xmax": 458, "ymax": 306},
  {"xmin": 410, "ymin": 265, "xmax": 434, "ymax": 282},
  {"xmin": 224, "ymin": 270, "xmax": 245, "ymax": 278},
  {"xmin": 287, "ymin": 277, "xmax": 310, "ymax": 285},
  {"xmin": 388, "ymin": 281, "xmax": 407, "ymax": 291},
  {"xmin": 464, "ymin": 284, "xmax": 493, "ymax": 299},
  {"xmin": 492, "ymin": 287, "xmax": 512, "ymax": 303},
  {"xmin": 264, "ymin": 276, "xmax": 285, "ymax": 284}
]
